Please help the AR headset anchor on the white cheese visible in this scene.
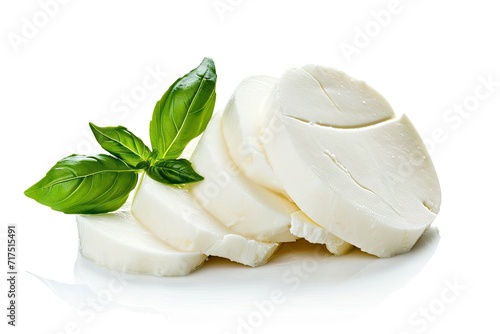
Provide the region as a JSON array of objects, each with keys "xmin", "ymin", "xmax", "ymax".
[
  {"xmin": 222, "ymin": 76, "xmax": 352, "ymax": 255},
  {"xmin": 290, "ymin": 211, "xmax": 353, "ymax": 255},
  {"xmin": 76, "ymin": 210, "xmax": 207, "ymax": 276},
  {"xmin": 220, "ymin": 75, "xmax": 352, "ymax": 253},
  {"xmin": 262, "ymin": 65, "xmax": 396, "ymax": 128},
  {"xmin": 131, "ymin": 175, "xmax": 279, "ymax": 267},
  {"xmin": 189, "ymin": 112, "xmax": 297, "ymax": 243},
  {"xmin": 262, "ymin": 65, "xmax": 441, "ymax": 257},
  {"xmin": 221, "ymin": 75, "xmax": 283, "ymax": 193}
]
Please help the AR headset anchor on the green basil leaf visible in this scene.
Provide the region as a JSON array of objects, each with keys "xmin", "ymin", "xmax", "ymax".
[
  {"xmin": 146, "ymin": 158, "xmax": 204, "ymax": 184},
  {"xmin": 89, "ymin": 123, "xmax": 151, "ymax": 168},
  {"xmin": 150, "ymin": 57, "xmax": 217, "ymax": 160},
  {"xmin": 24, "ymin": 154, "xmax": 138, "ymax": 214}
]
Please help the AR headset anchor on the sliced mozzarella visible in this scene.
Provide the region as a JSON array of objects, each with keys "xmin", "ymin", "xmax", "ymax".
[
  {"xmin": 76, "ymin": 210, "xmax": 207, "ymax": 276},
  {"xmin": 189, "ymin": 112, "xmax": 297, "ymax": 243},
  {"xmin": 290, "ymin": 211, "xmax": 353, "ymax": 255},
  {"xmin": 220, "ymin": 75, "xmax": 353, "ymax": 252},
  {"xmin": 262, "ymin": 66, "xmax": 441, "ymax": 257},
  {"xmin": 131, "ymin": 175, "xmax": 279, "ymax": 267},
  {"xmin": 221, "ymin": 75, "xmax": 283, "ymax": 193}
]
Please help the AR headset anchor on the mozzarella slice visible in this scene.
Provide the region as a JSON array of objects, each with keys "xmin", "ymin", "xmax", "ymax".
[
  {"xmin": 262, "ymin": 66, "xmax": 441, "ymax": 257},
  {"xmin": 131, "ymin": 175, "xmax": 279, "ymax": 267},
  {"xmin": 189, "ymin": 112, "xmax": 297, "ymax": 243},
  {"xmin": 221, "ymin": 75, "xmax": 283, "ymax": 193},
  {"xmin": 76, "ymin": 210, "xmax": 207, "ymax": 276},
  {"xmin": 290, "ymin": 211, "xmax": 353, "ymax": 255}
]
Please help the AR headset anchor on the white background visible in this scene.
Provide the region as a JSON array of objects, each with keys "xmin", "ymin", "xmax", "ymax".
[{"xmin": 1, "ymin": 0, "xmax": 499, "ymax": 333}]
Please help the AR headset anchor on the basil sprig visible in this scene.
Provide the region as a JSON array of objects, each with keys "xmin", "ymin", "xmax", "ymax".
[{"xmin": 25, "ymin": 58, "xmax": 216, "ymax": 214}]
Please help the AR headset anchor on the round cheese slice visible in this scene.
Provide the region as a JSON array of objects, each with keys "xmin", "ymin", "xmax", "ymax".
[
  {"xmin": 77, "ymin": 210, "xmax": 207, "ymax": 276},
  {"xmin": 189, "ymin": 112, "xmax": 297, "ymax": 243},
  {"xmin": 132, "ymin": 175, "xmax": 279, "ymax": 267},
  {"xmin": 261, "ymin": 65, "xmax": 441, "ymax": 257},
  {"xmin": 221, "ymin": 75, "xmax": 284, "ymax": 193}
]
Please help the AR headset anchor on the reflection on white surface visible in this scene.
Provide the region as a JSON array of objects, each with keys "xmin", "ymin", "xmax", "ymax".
[{"xmin": 33, "ymin": 227, "xmax": 440, "ymax": 324}]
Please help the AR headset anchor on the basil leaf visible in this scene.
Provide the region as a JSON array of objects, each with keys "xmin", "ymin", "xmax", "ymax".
[
  {"xmin": 146, "ymin": 158, "xmax": 204, "ymax": 184},
  {"xmin": 150, "ymin": 57, "xmax": 217, "ymax": 160},
  {"xmin": 24, "ymin": 154, "xmax": 138, "ymax": 214},
  {"xmin": 89, "ymin": 123, "xmax": 151, "ymax": 168}
]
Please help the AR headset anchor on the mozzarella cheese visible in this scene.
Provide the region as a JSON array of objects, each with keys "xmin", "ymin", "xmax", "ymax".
[
  {"xmin": 131, "ymin": 175, "xmax": 279, "ymax": 267},
  {"xmin": 261, "ymin": 65, "xmax": 441, "ymax": 257},
  {"xmin": 76, "ymin": 210, "xmax": 207, "ymax": 276},
  {"xmin": 189, "ymin": 112, "xmax": 296, "ymax": 243},
  {"xmin": 220, "ymin": 75, "xmax": 352, "ymax": 254},
  {"xmin": 221, "ymin": 75, "xmax": 284, "ymax": 193},
  {"xmin": 290, "ymin": 211, "xmax": 353, "ymax": 255},
  {"xmin": 261, "ymin": 64, "xmax": 396, "ymax": 128}
]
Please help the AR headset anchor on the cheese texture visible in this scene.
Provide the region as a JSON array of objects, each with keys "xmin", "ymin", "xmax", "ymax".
[
  {"xmin": 221, "ymin": 75, "xmax": 283, "ymax": 193},
  {"xmin": 189, "ymin": 112, "xmax": 296, "ymax": 243},
  {"xmin": 261, "ymin": 65, "xmax": 441, "ymax": 257},
  {"xmin": 131, "ymin": 175, "xmax": 279, "ymax": 267},
  {"xmin": 220, "ymin": 75, "xmax": 352, "ymax": 254},
  {"xmin": 290, "ymin": 211, "xmax": 353, "ymax": 255},
  {"xmin": 76, "ymin": 210, "xmax": 207, "ymax": 276}
]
